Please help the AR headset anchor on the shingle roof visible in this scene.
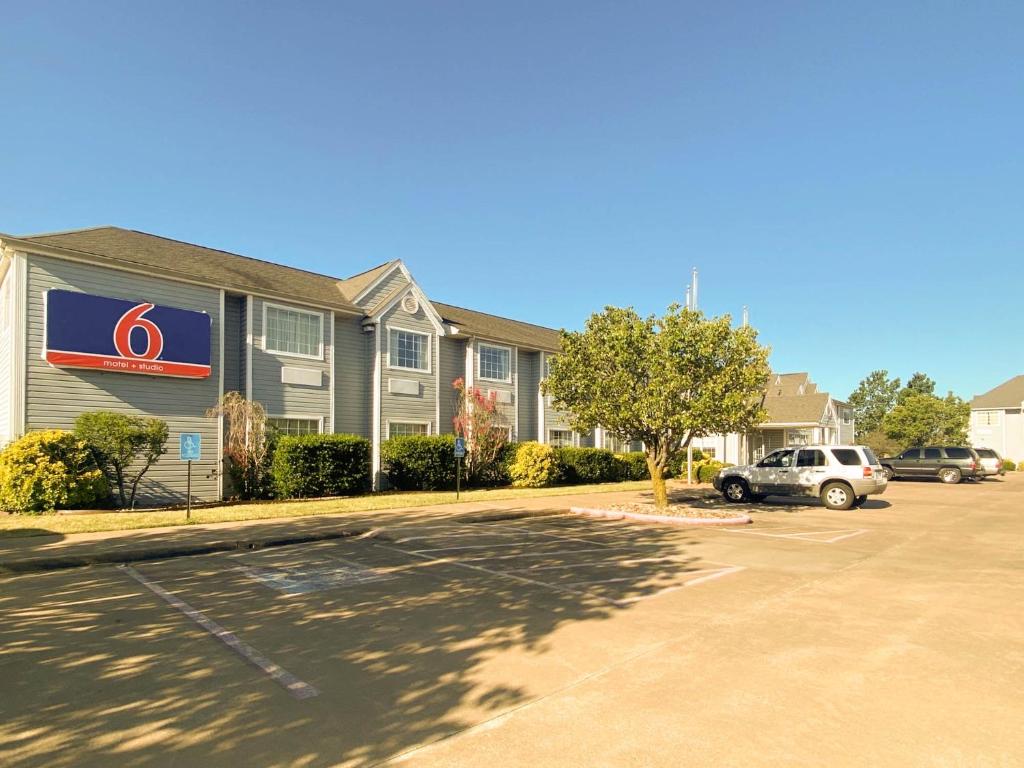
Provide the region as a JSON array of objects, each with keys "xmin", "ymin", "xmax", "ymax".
[
  {"xmin": 338, "ymin": 260, "xmax": 399, "ymax": 301},
  {"xmin": 971, "ymin": 375, "xmax": 1024, "ymax": 409},
  {"xmin": 433, "ymin": 302, "xmax": 561, "ymax": 352},
  {"xmin": 761, "ymin": 393, "xmax": 830, "ymax": 425},
  {"xmin": 767, "ymin": 372, "xmax": 814, "ymax": 397},
  {"xmin": 14, "ymin": 226, "xmax": 362, "ymax": 313},
  {"xmin": 5, "ymin": 226, "xmax": 565, "ymax": 350}
]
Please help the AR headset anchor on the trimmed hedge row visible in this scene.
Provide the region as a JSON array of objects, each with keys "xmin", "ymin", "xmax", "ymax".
[
  {"xmin": 382, "ymin": 436, "xmax": 656, "ymax": 490},
  {"xmin": 271, "ymin": 434, "xmax": 371, "ymax": 498},
  {"xmin": 381, "ymin": 434, "xmax": 458, "ymax": 491}
]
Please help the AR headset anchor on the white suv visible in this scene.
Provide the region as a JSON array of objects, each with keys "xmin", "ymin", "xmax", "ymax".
[{"xmin": 713, "ymin": 445, "xmax": 888, "ymax": 510}]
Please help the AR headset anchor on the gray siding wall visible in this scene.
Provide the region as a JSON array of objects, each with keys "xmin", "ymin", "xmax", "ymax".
[
  {"xmin": 438, "ymin": 337, "xmax": 465, "ymax": 434},
  {"xmin": 250, "ymin": 297, "xmax": 332, "ymax": 431},
  {"xmin": 223, "ymin": 294, "xmax": 244, "ymax": 395},
  {"xmin": 380, "ymin": 303, "xmax": 437, "ymax": 439},
  {"xmin": 25, "ymin": 253, "xmax": 221, "ymax": 505},
  {"xmin": 475, "ymin": 340, "xmax": 517, "ymax": 435},
  {"xmin": 334, "ymin": 315, "xmax": 370, "ymax": 436},
  {"xmin": 0, "ymin": 266, "xmax": 14, "ymax": 444},
  {"xmin": 517, "ymin": 349, "xmax": 539, "ymax": 442},
  {"xmin": 357, "ymin": 268, "xmax": 409, "ymax": 310}
]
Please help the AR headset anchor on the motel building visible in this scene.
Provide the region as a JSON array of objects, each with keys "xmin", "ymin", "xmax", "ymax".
[{"xmin": 0, "ymin": 226, "xmax": 594, "ymax": 505}]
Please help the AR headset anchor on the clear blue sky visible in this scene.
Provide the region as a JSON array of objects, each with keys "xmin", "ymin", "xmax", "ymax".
[{"xmin": 2, "ymin": 1, "xmax": 1020, "ymax": 401}]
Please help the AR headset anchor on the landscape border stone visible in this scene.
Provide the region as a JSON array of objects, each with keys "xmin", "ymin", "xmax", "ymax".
[{"xmin": 570, "ymin": 506, "xmax": 751, "ymax": 526}]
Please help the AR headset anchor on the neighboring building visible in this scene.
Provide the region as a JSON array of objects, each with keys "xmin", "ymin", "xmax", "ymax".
[
  {"xmin": 969, "ymin": 375, "xmax": 1024, "ymax": 461},
  {"xmin": 692, "ymin": 372, "xmax": 854, "ymax": 464},
  {"xmin": 0, "ymin": 226, "xmax": 585, "ymax": 503}
]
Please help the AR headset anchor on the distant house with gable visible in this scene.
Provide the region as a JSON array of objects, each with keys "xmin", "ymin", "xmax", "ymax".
[
  {"xmin": 969, "ymin": 375, "xmax": 1024, "ymax": 461},
  {"xmin": 691, "ymin": 372, "xmax": 854, "ymax": 465}
]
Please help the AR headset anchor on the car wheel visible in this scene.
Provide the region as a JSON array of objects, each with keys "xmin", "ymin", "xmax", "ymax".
[
  {"xmin": 721, "ymin": 478, "xmax": 750, "ymax": 503},
  {"xmin": 880, "ymin": 466, "xmax": 895, "ymax": 481},
  {"xmin": 939, "ymin": 467, "xmax": 962, "ymax": 484},
  {"xmin": 854, "ymin": 495, "xmax": 867, "ymax": 506},
  {"xmin": 821, "ymin": 482, "xmax": 854, "ymax": 510}
]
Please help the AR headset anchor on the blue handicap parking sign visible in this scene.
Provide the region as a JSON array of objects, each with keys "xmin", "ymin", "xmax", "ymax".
[
  {"xmin": 454, "ymin": 437, "xmax": 466, "ymax": 458},
  {"xmin": 179, "ymin": 433, "xmax": 202, "ymax": 461}
]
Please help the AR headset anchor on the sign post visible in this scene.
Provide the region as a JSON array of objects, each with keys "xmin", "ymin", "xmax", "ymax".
[
  {"xmin": 454, "ymin": 437, "xmax": 466, "ymax": 501},
  {"xmin": 179, "ymin": 433, "xmax": 202, "ymax": 518}
]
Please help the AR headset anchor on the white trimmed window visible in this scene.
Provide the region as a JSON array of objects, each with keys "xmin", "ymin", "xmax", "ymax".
[
  {"xmin": 549, "ymin": 429, "xmax": 574, "ymax": 448},
  {"xmin": 268, "ymin": 417, "xmax": 322, "ymax": 436},
  {"xmin": 388, "ymin": 421, "xmax": 430, "ymax": 438},
  {"xmin": 478, "ymin": 343, "xmax": 511, "ymax": 382},
  {"xmin": 389, "ymin": 328, "xmax": 430, "ymax": 372},
  {"xmin": 699, "ymin": 446, "xmax": 717, "ymax": 459},
  {"xmin": 265, "ymin": 304, "xmax": 323, "ymax": 358},
  {"xmin": 976, "ymin": 410, "xmax": 1001, "ymax": 426}
]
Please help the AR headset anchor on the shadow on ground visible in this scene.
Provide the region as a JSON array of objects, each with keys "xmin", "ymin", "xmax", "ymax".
[{"xmin": 0, "ymin": 504, "xmax": 700, "ymax": 767}]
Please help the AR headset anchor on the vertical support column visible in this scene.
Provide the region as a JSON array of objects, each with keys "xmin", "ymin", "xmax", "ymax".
[
  {"xmin": 371, "ymin": 324, "xmax": 382, "ymax": 490},
  {"xmin": 512, "ymin": 346, "xmax": 519, "ymax": 441},
  {"xmin": 328, "ymin": 311, "xmax": 335, "ymax": 434},
  {"xmin": 11, "ymin": 252, "xmax": 27, "ymax": 438},
  {"xmin": 245, "ymin": 295, "xmax": 253, "ymax": 401},
  {"xmin": 217, "ymin": 290, "xmax": 225, "ymax": 500},
  {"xmin": 537, "ymin": 351, "xmax": 546, "ymax": 443}
]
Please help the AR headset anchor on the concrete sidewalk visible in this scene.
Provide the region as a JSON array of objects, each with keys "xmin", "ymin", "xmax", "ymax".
[{"xmin": 0, "ymin": 486, "xmax": 662, "ymax": 575}]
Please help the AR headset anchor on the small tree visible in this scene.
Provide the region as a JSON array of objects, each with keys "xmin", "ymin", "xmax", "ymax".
[
  {"xmin": 543, "ymin": 305, "xmax": 770, "ymax": 509},
  {"xmin": 898, "ymin": 372, "xmax": 936, "ymax": 404},
  {"xmin": 847, "ymin": 370, "xmax": 901, "ymax": 441},
  {"xmin": 206, "ymin": 392, "xmax": 273, "ymax": 499},
  {"xmin": 75, "ymin": 412, "xmax": 169, "ymax": 508},
  {"xmin": 882, "ymin": 391, "xmax": 969, "ymax": 447},
  {"xmin": 452, "ymin": 377, "xmax": 509, "ymax": 484}
]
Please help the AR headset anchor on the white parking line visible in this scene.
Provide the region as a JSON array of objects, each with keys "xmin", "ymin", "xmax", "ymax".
[
  {"xmin": 725, "ymin": 528, "xmax": 868, "ymax": 543},
  {"xmin": 372, "ymin": 543, "xmax": 628, "ymax": 607},
  {"xmin": 120, "ymin": 564, "xmax": 319, "ymax": 700},
  {"xmin": 616, "ymin": 566, "xmax": 747, "ymax": 604}
]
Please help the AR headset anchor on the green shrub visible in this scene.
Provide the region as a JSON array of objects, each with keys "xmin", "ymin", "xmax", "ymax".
[
  {"xmin": 271, "ymin": 434, "xmax": 371, "ymax": 498},
  {"xmin": 1003, "ymin": 459, "xmax": 1017, "ymax": 472},
  {"xmin": 508, "ymin": 442, "xmax": 562, "ymax": 487},
  {"xmin": 556, "ymin": 447, "xmax": 621, "ymax": 484},
  {"xmin": 696, "ymin": 460, "xmax": 733, "ymax": 484},
  {"xmin": 666, "ymin": 448, "xmax": 705, "ymax": 478},
  {"xmin": 475, "ymin": 440, "xmax": 517, "ymax": 488},
  {"xmin": 381, "ymin": 435, "xmax": 457, "ymax": 491},
  {"xmin": 0, "ymin": 430, "xmax": 109, "ymax": 513},
  {"xmin": 75, "ymin": 411, "xmax": 168, "ymax": 508},
  {"xmin": 614, "ymin": 452, "xmax": 650, "ymax": 480}
]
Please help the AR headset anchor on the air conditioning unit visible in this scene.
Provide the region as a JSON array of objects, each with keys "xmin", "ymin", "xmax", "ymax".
[{"xmin": 489, "ymin": 389, "xmax": 513, "ymax": 404}]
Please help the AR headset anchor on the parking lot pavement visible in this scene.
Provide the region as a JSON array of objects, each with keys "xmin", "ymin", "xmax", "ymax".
[{"xmin": 1, "ymin": 476, "xmax": 1022, "ymax": 767}]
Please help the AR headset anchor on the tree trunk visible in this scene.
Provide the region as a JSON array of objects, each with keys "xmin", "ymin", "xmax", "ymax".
[{"xmin": 647, "ymin": 455, "xmax": 668, "ymax": 510}]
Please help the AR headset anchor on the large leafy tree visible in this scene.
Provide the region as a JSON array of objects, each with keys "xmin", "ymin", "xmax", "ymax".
[
  {"xmin": 543, "ymin": 305, "xmax": 770, "ymax": 509},
  {"xmin": 897, "ymin": 372, "xmax": 936, "ymax": 404},
  {"xmin": 847, "ymin": 370, "xmax": 901, "ymax": 440},
  {"xmin": 882, "ymin": 392, "xmax": 969, "ymax": 447}
]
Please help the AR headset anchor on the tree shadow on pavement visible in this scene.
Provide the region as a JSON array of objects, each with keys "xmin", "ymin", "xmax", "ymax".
[{"xmin": 0, "ymin": 505, "xmax": 702, "ymax": 767}]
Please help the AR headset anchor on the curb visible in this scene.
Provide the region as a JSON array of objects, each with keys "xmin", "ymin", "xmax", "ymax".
[
  {"xmin": 0, "ymin": 528, "xmax": 371, "ymax": 576},
  {"xmin": 570, "ymin": 506, "xmax": 751, "ymax": 527}
]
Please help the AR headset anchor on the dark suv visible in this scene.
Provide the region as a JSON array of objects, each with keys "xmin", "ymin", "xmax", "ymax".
[{"xmin": 879, "ymin": 446, "xmax": 982, "ymax": 484}]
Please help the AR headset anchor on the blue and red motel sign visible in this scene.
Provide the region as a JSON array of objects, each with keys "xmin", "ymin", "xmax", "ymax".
[{"xmin": 44, "ymin": 289, "xmax": 212, "ymax": 379}]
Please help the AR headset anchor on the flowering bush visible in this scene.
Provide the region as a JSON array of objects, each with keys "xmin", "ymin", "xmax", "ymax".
[{"xmin": 452, "ymin": 377, "xmax": 510, "ymax": 485}]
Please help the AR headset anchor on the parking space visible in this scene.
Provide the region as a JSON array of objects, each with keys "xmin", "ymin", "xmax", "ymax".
[{"xmin": 1, "ymin": 476, "xmax": 1022, "ymax": 767}]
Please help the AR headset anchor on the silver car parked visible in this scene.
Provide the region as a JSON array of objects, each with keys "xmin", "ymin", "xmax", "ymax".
[
  {"xmin": 973, "ymin": 448, "xmax": 1004, "ymax": 477},
  {"xmin": 714, "ymin": 444, "xmax": 888, "ymax": 510}
]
